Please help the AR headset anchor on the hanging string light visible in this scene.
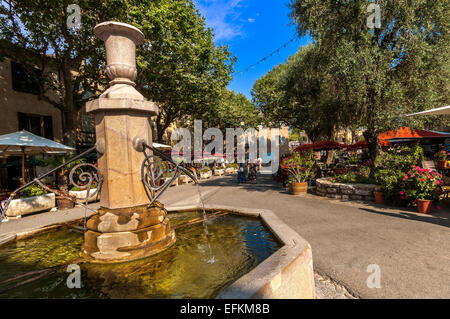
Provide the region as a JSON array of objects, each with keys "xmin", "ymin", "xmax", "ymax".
[{"xmin": 235, "ymin": 37, "xmax": 296, "ymax": 75}]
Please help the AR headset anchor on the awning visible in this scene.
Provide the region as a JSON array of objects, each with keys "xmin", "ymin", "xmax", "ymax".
[
  {"xmin": 407, "ymin": 105, "xmax": 450, "ymax": 117},
  {"xmin": 0, "ymin": 130, "xmax": 75, "ymax": 157},
  {"xmin": 0, "ymin": 130, "xmax": 75, "ymax": 182},
  {"xmin": 295, "ymin": 140, "xmax": 347, "ymax": 152}
]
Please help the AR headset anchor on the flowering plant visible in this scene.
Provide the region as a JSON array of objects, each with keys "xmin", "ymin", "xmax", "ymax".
[
  {"xmin": 434, "ymin": 150, "xmax": 447, "ymax": 161},
  {"xmin": 400, "ymin": 166, "xmax": 443, "ymax": 201},
  {"xmin": 283, "ymin": 151, "xmax": 315, "ymax": 183}
]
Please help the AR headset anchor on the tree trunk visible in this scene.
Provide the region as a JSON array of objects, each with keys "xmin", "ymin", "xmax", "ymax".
[
  {"xmin": 363, "ymin": 128, "xmax": 380, "ymax": 179},
  {"xmin": 61, "ymin": 64, "xmax": 77, "ymax": 147}
]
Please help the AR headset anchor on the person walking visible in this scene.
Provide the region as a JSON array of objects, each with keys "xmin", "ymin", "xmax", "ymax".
[{"xmin": 237, "ymin": 163, "xmax": 245, "ymax": 184}]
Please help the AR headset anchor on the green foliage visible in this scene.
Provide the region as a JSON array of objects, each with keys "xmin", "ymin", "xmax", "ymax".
[
  {"xmin": 433, "ymin": 149, "xmax": 448, "ymax": 161},
  {"xmin": 20, "ymin": 185, "xmax": 47, "ymax": 198},
  {"xmin": 200, "ymin": 167, "xmax": 211, "ymax": 173},
  {"xmin": 283, "ymin": 151, "xmax": 315, "ymax": 183},
  {"xmin": 0, "ymin": 0, "xmax": 235, "ymax": 144},
  {"xmin": 71, "ymin": 180, "xmax": 98, "ymax": 191},
  {"xmin": 211, "ymin": 90, "xmax": 260, "ymax": 129},
  {"xmin": 334, "ymin": 172, "xmax": 375, "ymax": 185},
  {"xmin": 374, "ymin": 144, "xmax": 424, "ymax": 200},
  {"xmin": 252, "ymin": 0, "xmax": 449, "ymax": 172},
  {"xmin": 400, "ymin": 167, "xmax": 443, "ymax": 201}
]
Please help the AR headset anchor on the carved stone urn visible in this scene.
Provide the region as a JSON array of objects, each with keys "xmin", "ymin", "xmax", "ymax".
[{"xmin": 82, "ymin": 21, "xmax": 175, "ymax": 263}]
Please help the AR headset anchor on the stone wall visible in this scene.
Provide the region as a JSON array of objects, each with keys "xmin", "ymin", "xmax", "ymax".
[{"xmin": 315, "ymin": 178, "xmax": 376, "ymax": 202}]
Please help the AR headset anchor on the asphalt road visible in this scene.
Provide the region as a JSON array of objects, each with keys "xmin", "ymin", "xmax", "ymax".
[{"xmin": 161, "ymin": 174, "xmax": 450, "ymax": 299}]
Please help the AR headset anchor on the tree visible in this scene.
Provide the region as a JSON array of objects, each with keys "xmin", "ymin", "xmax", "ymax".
[
  {"xmin": 212, "ymin": 89, "xmax": 261, "ymax": 129},
  {"xmin": 289, "ymin": 0, "xmax": 450, "ymax": 176},
  {"xmin": 252, "ymin": 45, "xmax": 350, "ymax": 141},
  {"xmin": 0, "ymin": 0, "xmax": 235, "ymax": 145},
  {"xmin": 0, "ymin": 0, "xmax": 110, "ymax": 146},
  {"xmin": 127, "ymin": 0, "xmax": 235, "ymax": 141}
]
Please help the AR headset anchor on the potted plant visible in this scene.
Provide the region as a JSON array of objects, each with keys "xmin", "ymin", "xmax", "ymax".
[
  {"xmin": 373, "ymin": 186, "xmax": 385, "ymax": 204},
  {"xmin": 200, "ymin": 167, "xmax": 212, "ymax": 179},
  {"xmin": 44, "ymin": 155, "xmax": 85, "ymax": 209},
  {"xmin": 333, "ymin": 162, "xmax": 348, "ymax": 175},
  {"xmin": 283, "ymin": 151, "xmax": 315, "ymax": 195},
  {"xmin": 434, "ymin": 149, "xmax": 447, "ymax": 168},
  {"xmin": 400, "ymin": 166, "xmax": 443, "ymax": 214}
]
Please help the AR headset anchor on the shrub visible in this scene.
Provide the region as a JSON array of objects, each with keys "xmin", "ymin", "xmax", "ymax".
[
  {"xmin": 374, "ymin": 144, "xmax": 424, "ymax": 203},
  {"xmin": 334, "ymin": 172, "xmax": 375, "ymax": 185},
  {"xmin": 400, "ymin": 166, "xmax": 443, "ymax": 201},
  {"xmin": 71, "ymin": 181, "xmax": 99, "ymax": 191},
  {"xmin": 200, "ymin": 167, "xmax": 211, "ymax": 173},
  {"xmin": 434, "ymin": 149, "xmax": 448, "ymax": 161},
  {"xmin": 19, "ymin": 185, "xmax": 47, "ymax": 198},
  {"xmin": 283, "ymin": 151, "xmax": 315, "ymax": 183}
]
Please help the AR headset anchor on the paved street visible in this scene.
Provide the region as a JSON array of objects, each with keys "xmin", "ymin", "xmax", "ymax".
[{"xmin": 161, "ymin": 174, "xmax": 450, "ymax": 299}]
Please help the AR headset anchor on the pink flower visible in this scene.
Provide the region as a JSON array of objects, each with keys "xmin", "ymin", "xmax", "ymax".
[
  {"xmin": 411, "ymin": 174, "xmax": 415, "ymax": 178},
  {"xmin": 399, "ymin": 191, "xmax": 404, "ymax": 195},
  {"xmin": 420, "ymin": 178, "xmax": 425, "ymax": 182},
  {"xmin": 435, "ymin": 180, "xmax": 440, "ymax": 185},
  {"xmin": 401, "ymin": 196, "xmax": 405, "ymax": 199}
]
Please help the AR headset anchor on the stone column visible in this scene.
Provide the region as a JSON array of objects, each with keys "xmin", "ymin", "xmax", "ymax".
[{"xmin": 82, "ymin": 21, "xmax": 175, "ymax": 263}]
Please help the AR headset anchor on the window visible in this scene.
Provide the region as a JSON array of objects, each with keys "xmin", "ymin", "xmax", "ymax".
[
  {"xmin": 11, "ymin": 61, "xmax": 41, "ymax": 95},
  {"xmin": 18, "ymin": 113, "xmax": 53, "ymax": 140}
]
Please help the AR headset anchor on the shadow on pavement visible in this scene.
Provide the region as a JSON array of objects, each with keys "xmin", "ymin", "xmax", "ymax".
[
  {"xmin": 359, "ymin": 206, "xmax": 450, "ymax": 228},
  {"xmin": 199, "ymin": 174, "xmax": 281, "ymax": 193}
]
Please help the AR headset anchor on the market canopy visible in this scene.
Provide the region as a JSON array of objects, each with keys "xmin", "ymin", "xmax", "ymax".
[
  {"xmin": 346, "ymin": 140, "xmax": 368, "ymax": 150},
  {"xmin": 0, "ymin": 130, "xmax": 75, "ymax": 183},
  {"xmin": 380, "ymin": 127, "xmax": 450, "ymax": 144},
  {"xmin": 407, "ymin": 105, "xmax": 450, "ymax": 117},
  {"xmin": 346, "ymin": 127, "xmax": 450, "ymax": 150},
  {"xmin": 295, "ymin": 140, "xmax": 347, "ymax": 152},
  {"xmin": 0, "ymin": 130, "xmax": 75, "ymax": 157}
]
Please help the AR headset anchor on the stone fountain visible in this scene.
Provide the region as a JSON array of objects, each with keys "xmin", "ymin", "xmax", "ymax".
[{"xmin": 82, "ymin": 21, "xmax": 176, "ymax": 263}]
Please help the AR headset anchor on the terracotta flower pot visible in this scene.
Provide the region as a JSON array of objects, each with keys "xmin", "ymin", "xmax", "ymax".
[
  {"xmin": 289, "ymin": 182, "xmax": 308, "ymax": 195},
  {"xmin": 416, "ymin": 199, "xmax": 433, "ymax": 214},
  {"xmin": 373, "ymin": 191, "xmax": 384, "ymax": 204}
]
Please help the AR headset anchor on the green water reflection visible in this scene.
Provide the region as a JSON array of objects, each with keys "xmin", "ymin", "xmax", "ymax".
[{"xmin": 0, "ymin": 211, "xmax": 280, "ymax": 299}]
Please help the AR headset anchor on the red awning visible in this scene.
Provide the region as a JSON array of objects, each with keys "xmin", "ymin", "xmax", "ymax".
[
  {"xmin": 346, "ymin": 140, "xmax": 368, "ymax": 150},
  {"xmin": 346, "ymin": 127, "xmax": 450, "ymax": 150},
  {"xmin": 380, "ymin": 127, "xmax": 450, "ymax": 142},
  {"xmin": 295, "ymin": 140, "xmax": 347, "ymax": 152}
]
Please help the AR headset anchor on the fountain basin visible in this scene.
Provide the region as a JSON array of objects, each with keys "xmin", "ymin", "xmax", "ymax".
[
  {"xmin": 0, "ymin": 206, "xmax": 315, "ymax": 299},
  {"xmin": 167, "ymin": 205, "xmax": 316, "ymax": 299}
]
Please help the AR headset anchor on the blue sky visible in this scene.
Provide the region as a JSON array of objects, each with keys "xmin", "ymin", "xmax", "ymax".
[{"xmin": 195, "ymin": 0, "xmax": 311, "ymax": 99}]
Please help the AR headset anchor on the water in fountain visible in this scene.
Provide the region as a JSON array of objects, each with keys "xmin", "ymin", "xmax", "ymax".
[
  {"xmin": 0, "ymin": 211, "xmax": 281, "ymax": 298},
  {"xmin": 195, "ymin": 182, "xmax": 215, "ymax": 264}
]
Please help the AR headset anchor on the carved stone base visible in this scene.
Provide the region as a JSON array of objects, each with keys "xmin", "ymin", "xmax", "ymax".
[{"xmin": 82, "ymin": 202, "xmax": 176, "ymax": 263}]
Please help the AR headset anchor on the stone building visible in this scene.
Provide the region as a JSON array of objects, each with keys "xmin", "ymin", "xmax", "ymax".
[{"xmin": 0, "ymin": 58, "xmax": 63, "ymax": 141}]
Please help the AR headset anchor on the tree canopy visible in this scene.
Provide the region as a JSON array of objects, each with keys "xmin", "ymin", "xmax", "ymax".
[
  {"xmin": 289, "ymin": 0, "xmax": 449, "ymax": 172},
  {"xmin": 0, "ymin": 0, "xmax": 236, "ymax": 145},
  {"xmin": 254, "ymin": 0, "xmax": 449, "ymax": 175}
]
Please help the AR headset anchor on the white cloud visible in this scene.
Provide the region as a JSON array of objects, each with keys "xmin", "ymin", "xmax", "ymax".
[
  {"xmin": 196, "ymin": 0, "xmax": 246, "ymax": 41},
  {"xmin": 248, "ymin": 18, "xmax": 255, "ymax": 23}
]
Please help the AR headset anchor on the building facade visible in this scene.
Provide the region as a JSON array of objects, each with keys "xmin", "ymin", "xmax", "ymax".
[{"xmin": 0, "ymin": 58, "xmax": 63, "ymax": 141}]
